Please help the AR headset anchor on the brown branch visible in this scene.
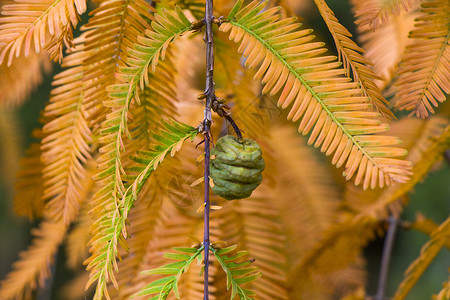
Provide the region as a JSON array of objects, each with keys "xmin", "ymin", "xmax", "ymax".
[
  {"xmin": 202, "ymin": 0, "xmax": 215, "ymax": 298},
  {"xmin": 224, "ymin": 114, "xmax": 242, "ymax": 138},
  {"xmin": 200, "ymin": 3, "xmax": 242, "ymax": 299},
  {"xmin": 211, "ymin": 96, "xmax": 243, "ymax": 138},
  {"xmin": 375, "ymin": 215, "xmax": 399, "ymax": 300}
]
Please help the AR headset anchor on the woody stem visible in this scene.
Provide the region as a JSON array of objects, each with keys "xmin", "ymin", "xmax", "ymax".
[{"xmin": 202, "ymin": 0, "xmax": 215, "ymax": 298}]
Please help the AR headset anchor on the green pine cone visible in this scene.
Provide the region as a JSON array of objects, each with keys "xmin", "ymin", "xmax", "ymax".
[
  {"xmin": 210, "ymin": 135, "xmax": 265, "ymax": 200},
  {"xmin": 211, "ymin": 161, "xmax": 262, "ymax": 183}
]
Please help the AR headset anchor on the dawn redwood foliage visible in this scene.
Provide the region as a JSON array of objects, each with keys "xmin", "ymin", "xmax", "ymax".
[{"xmin": 0, "ymin": 0, "xmax": 449, "ymax": 299}]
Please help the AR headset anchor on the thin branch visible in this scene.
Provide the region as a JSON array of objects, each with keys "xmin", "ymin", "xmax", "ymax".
[
  {"xmin": 224, "ymin": 114, "xmax": 242, "ymax": 138},
  {"xmin": 200, "ymin": 3, "xmax": 243, "ymax": 299},
  {"xmin": 202, "ymin": 0, "xmax": 215, "ymax": 298},
  {"xmin": 203, "ymin": 131, "xmax": 211, "ymax": 300},
  {"xmin": 210, "ymin": 96, "xmax": 243, "ymax": 138},
  {"xmin": 375, "ymin": 215, "xmax": 399, "ymax": 300}
]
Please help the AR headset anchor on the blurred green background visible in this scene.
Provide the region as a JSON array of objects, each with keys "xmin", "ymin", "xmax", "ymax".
[{"xmin": 0, "ymin": 0, "xmax": 449, "ymax": 299}]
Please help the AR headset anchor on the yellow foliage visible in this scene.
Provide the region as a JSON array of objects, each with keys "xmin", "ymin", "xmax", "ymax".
[
  {"xmin": 352, "ymin": 1, "xmax": 419, "ymax": 89},
  {"xmin": 0, "ymin": 0, "xmax": 449, "ymax": 299},
  {"xmin": 351, "ymin": 0, "xmax": 417, "ymax": 30},
  {"xmin": 41, "ymin": 40, "xmax": 93, "ymax": 225},
  {"xmin": 220, "ymin": 0, "xmax": 412, "ymax": 189},
  {"xmin": 394, "ymin": 216, "xmax": 450, "ymax": 300},
  {"xmin": 0, "ymin": 0, "xmax": 86, "ymax": 65},
  {"xmin": 0, "ymin": 53, "xmax": 51, "ymax": 107},
  {"xmin": 393, "ymin": 0, "xmax": 450, "ymax": 117},
  {"xmin": 314, "ymin": 0, "xmax": 394, "ymax": 119},
  {"xmin": 0, "ymin": 220, "xmax": 67, "ymax": 299}
]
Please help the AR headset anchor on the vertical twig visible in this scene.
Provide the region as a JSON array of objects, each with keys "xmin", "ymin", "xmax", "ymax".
[
  {"xmin": 203, "ymin": 0, "xmax": 215, "ymax": 298},
  {"xmin": 375, "ymin": 215, "xmax": 399, "ymax": 300},
  {"xmin": 203, "ymin": 132, "xmax": 211, "ymax": 300}
]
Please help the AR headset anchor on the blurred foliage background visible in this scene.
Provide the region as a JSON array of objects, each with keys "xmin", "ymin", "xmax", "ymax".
[{"xmin": 0, "ymin": 0, "xmax": 448, "ymax": 299}]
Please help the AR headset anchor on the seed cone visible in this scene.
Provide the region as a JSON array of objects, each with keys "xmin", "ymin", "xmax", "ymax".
[{"xmin": 210, "ymin": 135, "xmax": 265, "ymax": 200}]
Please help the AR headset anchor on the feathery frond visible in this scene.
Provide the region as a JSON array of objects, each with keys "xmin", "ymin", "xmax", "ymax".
[
  {"xmin": 85, "ymin": 9, "xmax": 194, "ymax": 299},
  {"xmin": 289, "ymin": 219, "xmax": 376, "ymax": 296},
  {"xmin": 211, "ymin": 245, "xmax": 261, "ymax": 300},
  {"xmin": 354, "ymin": 117, "xmax": 449, "ymax": 220},
  {"xmin": 394, "ymin": 216, "xmax": 450, "ymax": 300},
  {"xmin": 0, "ymin": 220, "xmax": 67, "ymax": 299},
  {"xmin": 270, "ymin": 126, "xmax": 366, "ymax": 298},
  {"xmin": 343, "ymin": 117, "xmax": 449, "ymax": 237},
  {"xmin": 106, "ymin": 103, "xmax": 205, "ymax": 298},
  {"xmin": 133, "ymin": 246, "xmax": 204, "ymax": 299},
  {"xmin": 354, "ymin": 7, "xmax": 418, "ymax": 88},
  {"xmin": 1, "ymin": 143, "xmax": 94, "ymax": 299},
  {"xmin": 393, "ymin": 0, "xmax": 450, "ymax": 118},
  {"xmin": 86, "ymin": 119, "xmax": 197, "ymax": 300},
  {"xmin": 1, "ymin": 0, "xmax": 448, "ymax": 299},
  {"xmin": 216, "ymin": 34, "xmax": 366, "ymax": 297},
  {"xmin": 313, "ymin": 0, "xmax": 394, "ymax": 119},
  {"xmin": 84, "ymin": 14, "xmax": 184, "ymax": 297},
  {"xmin": 129, "ymin": 55, "xmax": 180, "ymax": 149},
  {"xmin": 127, "ymin": 120, "xmax": 197, "ymax": 197},
  {"xmin": 0, "ymin": 53, "xmax": 50, "ymax": 106},
  {"xmin": 87, "ymin": 15, "xmax": 194, "ymax": 296},
  {"xmin": 110, "ymin": 7, "xmax": 193, "ymax": 110},
  {"xmin": 351, "ymin": 0, "xmax": 418, "ymax": 30},
  {"xmin": 108, "ymin": 55, "xmax": 179, "ymax": 299},
  {"xmin": 108, "ymin": 66, "xmax": 179, "ymax": 298},
  {"xmin": 41, "ymin": 40, "xmax": 92, "ymax": 225},
  {"xmin": 271, "ymin": 125, "xmax": 339, "ymax": 257},
  {"xmin": 215, "ymin": 37, "xmax": 273, "ymax": 141},
  {"xmin": 81, "ymin": 0, "xmax": 154, "ymax": 127},
  {"xmin": 0, "ymin": 0, "xmax": 87, "ymax": 65},
  {"xmin": 343, "ymin": 117, "xmax": 437, "ymax": 214},
  {"xmin": 303, "ymin": 117, "xmax": 449, "ymax": 288},
  {"xmin": 220, "ymin": 0, "xmax": 411, "ymax": 189},
  {"xmin": 216, "ymin": 187, "xmax": 290, "ymax": 300},
  {"xmin": 128, "ymin": 177, "xmax": 206, "ymax": 299},
  {"xmin": 111, "ymin": 177, "xmax": 166, "ymax": 298}
]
